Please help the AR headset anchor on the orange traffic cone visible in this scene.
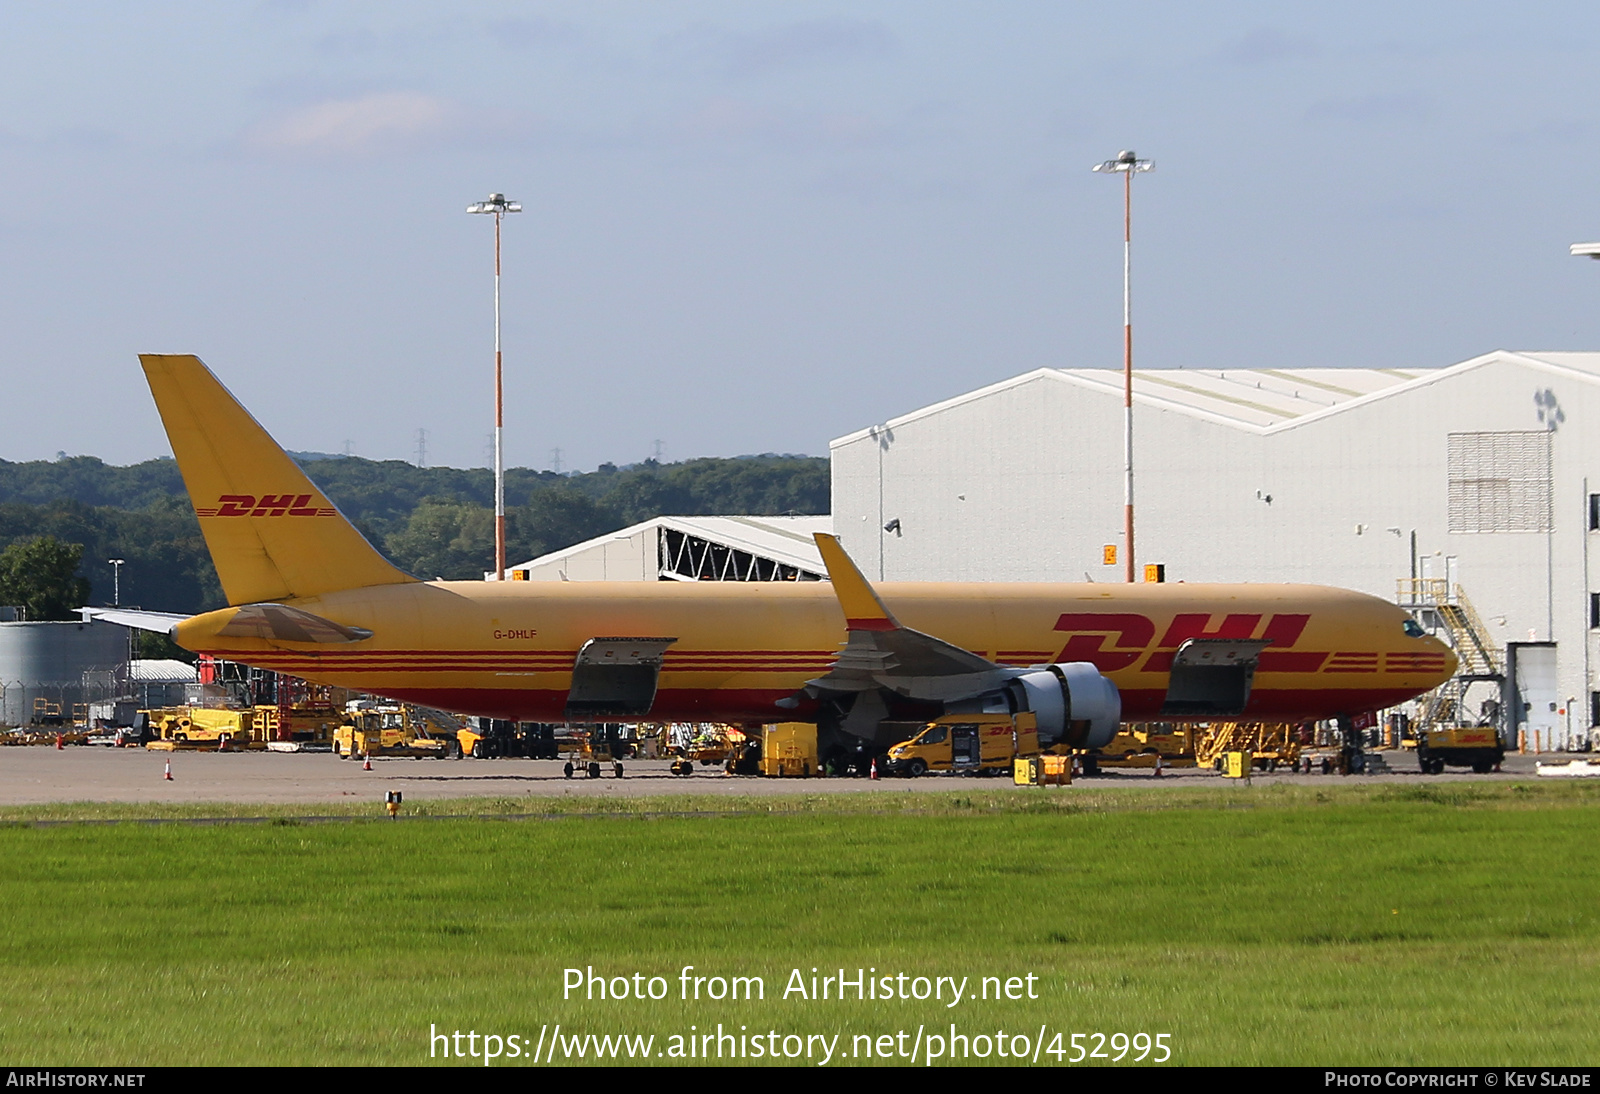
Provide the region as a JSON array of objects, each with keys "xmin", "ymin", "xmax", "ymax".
[
  {"xmin": 362, "ymin": 753, "xmax": 372, "ymax": 771},
  {"xmin": 163, "ymin": 760, "xmax": 173, "ymax": 781},
  {"xmin": 869, "ymin": 757, "xmax": 878, "ymax": 780},
  {"xmin": 55, "ymin": 733, "xmax": 63, "ymax": 750}
]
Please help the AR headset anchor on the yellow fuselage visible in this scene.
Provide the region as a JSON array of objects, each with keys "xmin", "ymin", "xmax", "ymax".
[{"xmin": 176, "ymin": 578, "xmax": 1456, "ymax": 725}]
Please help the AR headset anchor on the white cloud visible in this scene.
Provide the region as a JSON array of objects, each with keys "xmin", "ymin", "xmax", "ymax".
[{"xmin": 250, "ymin": 91, "xmax": 455, "ymax": 154}]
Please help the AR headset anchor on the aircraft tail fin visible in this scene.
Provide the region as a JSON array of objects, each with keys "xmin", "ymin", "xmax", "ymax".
[{"xmin": 140, "ymin": 354, "xmax": 417, "ymax": 605}]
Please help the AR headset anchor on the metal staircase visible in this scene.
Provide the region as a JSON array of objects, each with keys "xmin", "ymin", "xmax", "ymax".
[
  {"xmin": 1396, "ymin": 579, "xmax": 1502, "ymax": 676},
  {"xmin": 1395, "ymin": 578, "xmax": 1504, "ymax": 736}
]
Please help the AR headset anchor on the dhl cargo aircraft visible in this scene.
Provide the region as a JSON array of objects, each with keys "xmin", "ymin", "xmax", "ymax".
[{"xmin": 96, "ymin": 355, "xmax": 1456, "ymax": 766}]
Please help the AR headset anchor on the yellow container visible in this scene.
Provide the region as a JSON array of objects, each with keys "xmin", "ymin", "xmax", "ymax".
[
  {"xmin": 1013, "ymin": 756, "xmax": 1041, "ymax": 785},
  {"xmin": 760, "ymin": 722, "xmax": 818, "ymax": 777},
  {"xmin": 1040, "ymin": 754, "xmax": 1072, "ymax": 785}
]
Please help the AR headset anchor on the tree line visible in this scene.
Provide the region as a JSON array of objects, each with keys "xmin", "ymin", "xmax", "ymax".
[{"xmin": 0, "ymin": 452, "xmax": 830, "ymax": 617}]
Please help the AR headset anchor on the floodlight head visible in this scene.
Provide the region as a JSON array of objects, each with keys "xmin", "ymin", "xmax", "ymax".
[
  {"xmin": 466, "ymin": 193, "xmax": 522, "ymax": 215},
  {"xmin": 1093, "ymin": 150, "xmax": 1154, "ymax": 174}
]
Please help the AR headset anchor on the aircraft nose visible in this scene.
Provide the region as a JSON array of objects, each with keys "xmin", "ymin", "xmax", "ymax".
[{"xmin": 1428, "ymin": 635, "xmax": 1458, "ymax": 682}]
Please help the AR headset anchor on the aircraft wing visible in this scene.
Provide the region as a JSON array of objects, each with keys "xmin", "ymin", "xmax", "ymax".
[
  {"xmin": 77, "ymin": 607, "xmax": 190, "ymax": 634},
  {"xmin": 799, "ymin": 534, "xmax": 1022, "ymax": 703}
]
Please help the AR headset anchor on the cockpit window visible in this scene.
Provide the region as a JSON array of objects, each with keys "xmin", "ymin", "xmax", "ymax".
[{"xmin": 1402, "ymin": 619, "xmax": 1426, "ymax": 638}]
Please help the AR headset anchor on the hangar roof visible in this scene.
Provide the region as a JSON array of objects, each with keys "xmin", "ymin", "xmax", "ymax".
[
  {"xmin": 834, "ymin": 351, "xmax": 1600, "ymax": 441},
  {"xmin": 506, "ymin": 514, "xmax": 831, "ymax": 581}
]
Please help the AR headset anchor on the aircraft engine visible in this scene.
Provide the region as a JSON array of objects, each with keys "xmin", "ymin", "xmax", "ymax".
[{"xmin": 1008, "ymin": 663, "xmax": 1120, "ymax": 749}]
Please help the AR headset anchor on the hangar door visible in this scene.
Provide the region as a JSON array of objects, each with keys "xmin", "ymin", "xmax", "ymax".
[{"xmin": 1508, "ymin": 642, "xmax": 1560, "ymax": 748}]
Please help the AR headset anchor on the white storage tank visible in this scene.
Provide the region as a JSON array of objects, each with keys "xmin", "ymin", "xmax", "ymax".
[{"xmin": 0, "ymin": 620, "xmax": 129, "ymax": 725}]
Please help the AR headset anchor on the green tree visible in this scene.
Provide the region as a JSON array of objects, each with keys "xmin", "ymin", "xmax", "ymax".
[
  {"xmin": 0, "ymin": 536, "xmax": 90, "ymax": 620},
  {"xmin": 383, "ymin": 497, "xmax": 496, "ymax": 580},
  {"xmin": 513, "ymin": 486, "xmax": 621, "ymax": 560}
]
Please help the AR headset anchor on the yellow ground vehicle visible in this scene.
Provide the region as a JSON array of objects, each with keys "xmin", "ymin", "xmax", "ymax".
[
  {"xmin": 886, "ymin": 712, "xmax": 1039, "ymax": 777},
  {"xmin": 563, "ymin": 724, "xmax": 637, "ymax": 779},
  {"xmin": 1415, "ymin": 725, "xmax": 1503, "ymax": 774},
  {"xmin": 456, "ymin": 719, "xmax": 560, "ymax": 759},
  {"xmin": 254, "ymin": 704, "xmax": 343, "ymax": 744},
  {"xmin": 1192, "ymin": 722, "xmax": 1308, "ymax": 773},
  {"xmin": 683, "ymin": 725, "xmax": 741, "ymax": 767},
  {"xmin": 1093, "ymin": 723, "xmax": 1198, "ymax": 769},
  {"xmin": 142, "ymin": 703, "xmax": 344, "ymax": 750},
  {"xmin": 144, "ymin": 706, "xmax": 261, "ymax": 749},
  {"xmin": 333, "ymin": 704, "xmax": 452, "ymax": 759}
]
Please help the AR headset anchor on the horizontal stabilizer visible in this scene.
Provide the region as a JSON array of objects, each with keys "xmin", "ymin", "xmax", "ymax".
[
  {"xmin": 76, "ymin": 607, "xmax": 190, "ymax": 634},
  {"xmin": 216, "ymin": 602, "xmax": 374, "ymax": 644}
]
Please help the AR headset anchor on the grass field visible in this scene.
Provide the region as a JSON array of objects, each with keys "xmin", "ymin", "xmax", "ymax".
[{"xmin": 2, "ymin": 781, "xmax": 1597, "ymax": 1066}]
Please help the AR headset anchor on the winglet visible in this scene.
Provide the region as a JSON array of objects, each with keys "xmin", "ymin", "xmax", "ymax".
[{"xmin": 813, "ymin": 533, "xmax": 900, "ymax": 632}]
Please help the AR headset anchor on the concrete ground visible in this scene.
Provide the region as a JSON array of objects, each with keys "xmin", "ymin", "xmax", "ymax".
[{"xmin": 0, "ymin": 744, "xmax": 1566, "ymax": 806}]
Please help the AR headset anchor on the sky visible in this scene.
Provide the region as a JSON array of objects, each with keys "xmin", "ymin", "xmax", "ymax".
[{"xmin": 3, "ymin": 1, "xmax": 1600, "ymax": 472}]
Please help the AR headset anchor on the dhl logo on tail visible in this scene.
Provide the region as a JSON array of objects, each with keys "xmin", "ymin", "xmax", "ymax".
[{"xmin": 196, "ymin": 494, "xmax": 340, "ymax": 518}]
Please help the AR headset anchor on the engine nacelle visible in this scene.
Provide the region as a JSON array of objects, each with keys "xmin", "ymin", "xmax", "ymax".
[{"xmin": 1009, "ymin": 663, "xmax": 1121, "ymax": 749}]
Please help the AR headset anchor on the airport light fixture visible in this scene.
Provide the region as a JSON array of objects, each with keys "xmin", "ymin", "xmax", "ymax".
[
  {"xmin": 466, "ymin": 192, "xmax": 523, "ymax": 581},
  {"xmin": 1093, "ymin": 150, "xmax": 1153, "ymax": 583}
]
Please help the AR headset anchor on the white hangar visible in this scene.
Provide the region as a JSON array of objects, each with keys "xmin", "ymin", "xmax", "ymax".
[
  {"xmin": 831, "ymin": 350, "xmax": 1600, "ymax": 747},
  {"xmin": 503, "ymin": 514, "xmax": 830, "ymax": 583}
]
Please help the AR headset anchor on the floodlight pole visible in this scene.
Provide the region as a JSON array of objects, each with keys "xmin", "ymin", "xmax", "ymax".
[
  {"xmin": 108, "ymin": 558, "xmax": 124, "ymax": 607},
  {"xmin": 467, "ymin": 193, "xmax": 522, "ymax": 581},
  {"xmin": 1094, "ymin": 150, "xmax": 1152, "ymax": 583}
]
